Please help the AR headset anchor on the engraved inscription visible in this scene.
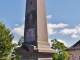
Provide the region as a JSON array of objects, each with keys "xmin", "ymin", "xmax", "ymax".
[
  {"xmin": 25, "ymin": 10, "xmax": 36, "ymax": 45},
  {"xmin": 25, "ymin": 28, "xmax": 35, "ymax": 42}
]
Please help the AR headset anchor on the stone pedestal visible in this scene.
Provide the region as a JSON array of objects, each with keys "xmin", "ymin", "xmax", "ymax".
[
  {"xmin": 16, "ymin": 41, "xmax": 56, "ymax": 60},
  {"xmin": 20, "ymin": 52, "xmax": 53, "ymax": 60}
]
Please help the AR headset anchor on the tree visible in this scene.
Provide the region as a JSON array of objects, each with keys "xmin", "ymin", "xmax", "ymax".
[
  {"xmin": 10, "ymin": 36, "xmax": 24, "ymax": 60},
  {"xmin": 51, "ymin": 39, "xmax": 69, "ymax": 60},
  {"xmin": 18, "ymin": 36, "xmax": 24, "ymax": 46},
  {"xmin": 0, "ymin": 22, "xmax": 14, "ymax": 60}
]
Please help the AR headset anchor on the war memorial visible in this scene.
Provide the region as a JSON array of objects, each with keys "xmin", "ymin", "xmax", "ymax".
[{"xmin": 16, "ymin": 0, "xmax": 56, "ymax": 60}]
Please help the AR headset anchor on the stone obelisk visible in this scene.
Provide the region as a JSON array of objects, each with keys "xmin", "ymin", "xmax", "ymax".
[{"xmin": 16, "ymin": 0, "xmax": 56, "ymax": 60}]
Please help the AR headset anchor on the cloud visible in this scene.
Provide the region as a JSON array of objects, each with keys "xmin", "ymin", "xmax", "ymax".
[
  {"xmin": 59, "ymin": 24, "xmax": 80, "ymax": 38},
  {"xmin": 46, "ymin": 15, "xmax": 52, "ymax": 19},
  {"xmin": 15, "ymin": 24, "xmax": 19, "ymax": 27},
  {"xmin": 12, "ymin": 24, "xmax": 24, "ymax": 36},
  {"xmin": 12, "ymin": 40, "xmax": 18, "ymax": 44},
  {"xmin": 48, "ymin": 28, "xmax": 57, "ymax": 35},
  {"xmin": 47, "ymin": 23, "xmax": 68, "ymax": 35},
  {"xmin": 71, "ymin": 34, "xmax": 79, "ymax": 38},
  {"xmin": 59, "ymin": 29, "xmax": 76, "ymax": 35}
]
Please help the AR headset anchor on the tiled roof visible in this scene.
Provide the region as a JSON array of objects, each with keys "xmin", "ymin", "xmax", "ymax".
[{"xmin": 67, "ymin": 40, "xmax": 80, "ymax": 50}]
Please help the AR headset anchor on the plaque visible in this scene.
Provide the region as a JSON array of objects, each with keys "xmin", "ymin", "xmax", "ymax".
[{"xmin": 25, "ymin": 28, "xmax": 35, "ymax": 42}]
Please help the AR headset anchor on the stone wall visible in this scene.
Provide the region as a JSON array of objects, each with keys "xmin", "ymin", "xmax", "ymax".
[{"xmin": 69, "ymin": 50, "xmax": 80, "ymax": 60}]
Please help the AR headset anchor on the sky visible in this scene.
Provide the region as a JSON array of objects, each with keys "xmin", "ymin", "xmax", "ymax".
[{"xmin": 0, "ymin": 0, "xmax": 80, "ymax": 47}]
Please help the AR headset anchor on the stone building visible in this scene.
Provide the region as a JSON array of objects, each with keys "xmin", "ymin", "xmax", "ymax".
[{"xmin": 67, "ymin": 40, "xmax": 80, "ymax": 60}]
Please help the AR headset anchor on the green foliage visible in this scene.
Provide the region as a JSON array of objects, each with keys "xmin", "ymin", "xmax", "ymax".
[
  {"xmin": 57, "ymin": 51, "xmax": 69, "ymax": 60},
  {"xmin": 18, "ymin": 36, "xmax": 24, "ymax": 46},
  {"xmin": 10, "ymin": 48, "xmax": 20, "ymax": 60},
  {"xmin": 0, "ymin": 22, "xmax": 14, "ymax": 59},
  {"xmin": 51, "ymin": 39, "xmax": 69, "ymax": 60},
  {"xmin": 51, "ymin": 39, "xmax": 66, "ymax": 53},
  {"xmin": 53, "ymin": 53, "xmax": 59, "ymax": 60},
  {"xmin": 10, "ymin": 36, "xmax": 24, "ymax": 60}
]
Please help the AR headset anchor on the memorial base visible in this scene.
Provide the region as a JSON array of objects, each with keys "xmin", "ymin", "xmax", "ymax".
[
  {"xmin": 20, "ymin": 53, "xmax": 53, "ymax": 60},
  {"xmin": 16, "ymin": 42, "xmax": 55, "ymax": 60}
]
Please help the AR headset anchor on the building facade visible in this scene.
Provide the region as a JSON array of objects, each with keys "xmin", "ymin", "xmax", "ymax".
[{"xmin": 68, "ymin": 40, "xmax": 80, "ymax": 60}]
